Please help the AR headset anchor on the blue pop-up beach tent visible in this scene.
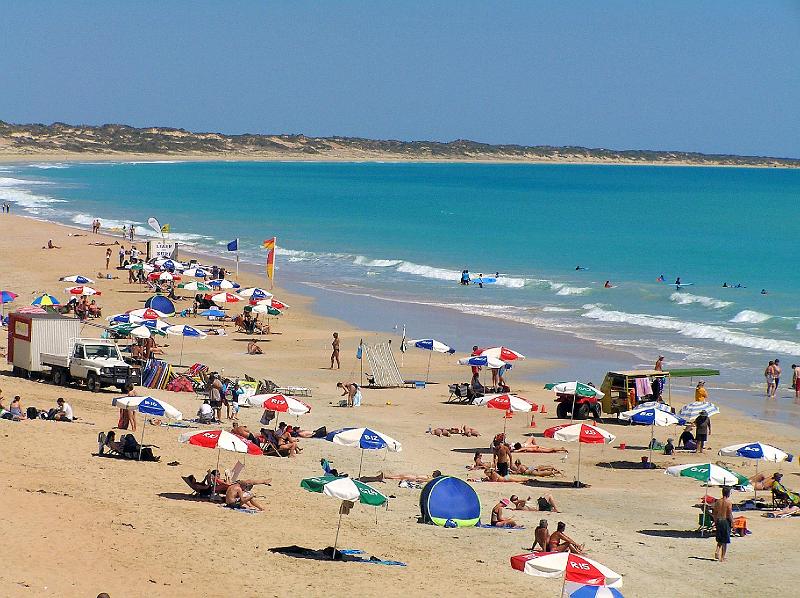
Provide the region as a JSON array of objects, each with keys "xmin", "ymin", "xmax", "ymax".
[{"xmin": 419, "ymin": 475, "xmax": 480, "ymax": 528}]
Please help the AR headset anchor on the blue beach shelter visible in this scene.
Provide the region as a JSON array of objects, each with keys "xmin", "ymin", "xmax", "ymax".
[
  {"xmin": 419, "ymin": 475, "xmax": 480, "ymax": 528},
  {"xmin": 145, "ymin": 295, "xmax": 175, "ymax": 316}
]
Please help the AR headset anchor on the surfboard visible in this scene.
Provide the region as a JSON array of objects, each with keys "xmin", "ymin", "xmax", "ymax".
[
  {"xmin": 674, "ymin": 283, "xmax": 694, "ymax": 288},
  {"xmin": 472, "ymin": 277, "xmax": 496, "ymax": 284}
]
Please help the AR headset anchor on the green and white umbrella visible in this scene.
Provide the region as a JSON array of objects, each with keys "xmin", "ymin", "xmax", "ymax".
[
  {"xmin": 544, "ymin": 381, "xmax": 604, "ymax": 398},
  {"xmin": 666, "ymin": 462, "xmax": 749, "ymax": 536},
  {"xmin": 301, "ymin": 475, "xmax": 388, "ymax": 557},
  {"xmin": 179, "ymin": 281, "xmax": 212, "ymax": 291}
]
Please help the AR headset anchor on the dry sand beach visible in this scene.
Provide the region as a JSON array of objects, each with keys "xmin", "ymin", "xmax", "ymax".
[{"xmin": 1, "ymin": 214, "xmax": 799, "ymax": 597}]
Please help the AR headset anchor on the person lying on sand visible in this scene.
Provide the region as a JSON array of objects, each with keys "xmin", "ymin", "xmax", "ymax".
[
  {"xmin": 548, "ymin": 521, "xmax": 585, "ymax": 554},
  {"xmin": 510, "ymin": 494, "xmax": 561, "ymax": 513},
  {"xmin": 184, "ymin": 470, "xmax": 272, "ymax": 496},
  {"xmin": 225, "ymin": 482, "xmax": 265, "ymax": 511},
  {"xmin": 513, "ymin": 437, "xmax": 568, "ymax": 453},
  {"xmin": 491, "ymin": 498, "xmax": 521, "ymax": 528},
  {"xmin": 510, "ymin": 459, "xmax": 563, "ymax": 477},
  {"xmin": 231, "ymin": 423, "xmax": 261, "ymax": 446},
  {"xmin": 467, "ymin": 451, "xmax": 489, "ymax": 470},
  {"xmin": 468, "ymin": 467, "xmax": 533, "ymax": 483},
  {"xmin": 361, "ymin": 470, "xmax": 442, "ymax": 483},
  {"xmin": 429, "ymin": 425, "xmax": 480, "ymax": 437},
  {"xmin": 247, "ymin": 339, "xmax": 263, "ymax": 355}
]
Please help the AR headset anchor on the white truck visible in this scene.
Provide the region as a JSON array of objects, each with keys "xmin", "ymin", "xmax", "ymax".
[{"xmin": 8, "ymin": 313, "xmax": 140, "ymax": 392}]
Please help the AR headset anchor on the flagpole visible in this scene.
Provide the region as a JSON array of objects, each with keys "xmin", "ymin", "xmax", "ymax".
[
  {"xmin": 236, "ymin": 238, "xmax": 239, "ymax": 279},
  {"xmin": 359, "ymin": 338, "xmax": 364, "ymax": 387}
]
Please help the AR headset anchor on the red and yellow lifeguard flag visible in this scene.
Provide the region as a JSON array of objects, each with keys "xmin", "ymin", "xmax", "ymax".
[{"xmin": 263, "ymin": 237, "xmax": 276, "ymax": 287}]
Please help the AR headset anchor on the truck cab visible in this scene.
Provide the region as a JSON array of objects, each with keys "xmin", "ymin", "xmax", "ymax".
[{"xmin": 42, "ymin": 338, "xmax": 140, "ymax": 392}]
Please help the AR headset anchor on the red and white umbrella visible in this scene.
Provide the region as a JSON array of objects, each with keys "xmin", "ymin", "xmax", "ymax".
[
  {"xmin": 211, "ymin": 292, "xmax": 241, "ymax": 304},
  {"xmin": 544, "ymin": 423, "xmax": 615, "ymax": 486},
  {"xmin": 511, "ymin": 552, "xmax": 622, "ymax": 588},
  {"xmin": 148, "ymin": 271, "xmax": 181, "ymax": 281},
  {"xmin": 255, "ymin": 393, "xmax": 311, "ymax": 416},
  {"xmin": 179, "ymin": 429, "xmax": 262, "ymax": 455},
  {"xmin": 474, "ymin": 393, "xmax": 534, "ymax": 433},
  {"xmin": 129, "ymin": 307, "xmax": 169, "ymax": 320},
  {"xmin": 16, "ymin": 305, "xmax": 47, "ymax": 314},
  {"xmin": 255, "ymin": 297, "xmax": 290, "ymax": 310},
  {"xmin": 478, "ymin": 346, "xmax": 525, "ymax": 361},
  {"xmin": 65, "ymin": 285, "xmax": 101, "ymax": 296}
]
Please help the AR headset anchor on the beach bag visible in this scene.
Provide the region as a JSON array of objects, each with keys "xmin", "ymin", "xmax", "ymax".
[
  {"xmin": 733, "ymin": 516, "xmax": 748, "ymax": 536},
  {"xmin": 26, "ymin": 407, "xmax": 39, "ymax": 420}
]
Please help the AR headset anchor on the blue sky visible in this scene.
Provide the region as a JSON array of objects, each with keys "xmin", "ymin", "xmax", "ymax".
[{"xmin": 1, "ymin": 1, "xmax": 798, "ymax": 156}]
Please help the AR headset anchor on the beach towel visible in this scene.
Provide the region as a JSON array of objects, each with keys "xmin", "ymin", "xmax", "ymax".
[
  {"xmin": 269, "ymin": 546, "xmax": 406, "ymax": 566},
  {"xmin": 635, "ymin": 377, "xmax": 652, "ymax": 397},
  {"xmin": 476, "ymin": 523, "xmax": 525, "ymax": 530},
  {"xmin": 221, "ymin": 504, "xmax": 260, "ymax": 514}
]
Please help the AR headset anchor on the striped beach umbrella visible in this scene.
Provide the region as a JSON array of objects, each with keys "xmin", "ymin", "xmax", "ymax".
[
  {"xmin": 252, "ymin": 304, "xmax": 281, "ymax": 316},
  {"xmin": 211, "ymin": 292, "xmax": 241, "ymax": 305},
  {"xmin": 182, "ymin": 267, "xmax": 209, "ymax": 278},
  {"xmin": 113, "ymin": 395, "xmax": 182, "ymax": 460},
  {"xmin": 61, "ymin": 275, "xmax": 95, "ymax": 284},
  {"xmin": 179, "ymin": 429, "xmax": 262, "ymax": 493},
  {"xmin": 239, "ymin": 287, "xmax": 272, "ymax": 299},
  {"xmin": 719, "ymin": 442, "xmax": 790, "ymax": 463},
  {"xmin": 405, "ymin": 338, "xmax": 455, "ymax": 382},
  {"xmin": 325, "ymin": 427, "xmax": 402, "ymax": 477},
  {"xmin": 544, "ymin": 423, "xmax": 615, "ymax": 486},
  {"xmin": 108, "ymin": 313, "xmax": 146, "ymax": 325},
  {"xmin": 678, "ymin": 401, "xmax": 720, "ymax": 421},
  {"xmin": 621, "ymin": 406, "xmax": 684, "ymax": 464},
  {"xmin": 0, "ymin": 290, "xmax": 17, "ymax": 319},
  {"xmin": 178, "ymin": 281, "xmax": 211, "ymax": 291},
  {"xmin": 166, "ymin": 324, "xmax": 207, "ymax": 366},
  {"xmin": 478, "ymin": 346, "xmax": 525, "ymax": 361},
  {"xmin": 545, "ymin": 381, "xmax": 604, "ymax": 399},
  {"xmin": 665, "ymin": 462, "xmax": 748, "ymax": 487},
  {"xmin": 208, "ymin": 279, "xmax": 240, "ymax": 290},
  {"xmin": 32, "ymin": 293, "xmax": 61, "ymax": 306},
  {"xmin": 255, "ymin": 393, "xmax": 311, "ymax": 416},
  {"xmin": 457, "ymin": 355, "xmax": 506, "ymax": 369},
  {"xmin": 568, "ymin": 585, "xmax": 624, "ymax": 598},
  {"xmin": 65, "ymin": 285, "xmax": 101, "ymax": 296},
  {"xmin": 511, "ymin": 552, "xmax": 622, "ymax": 588},
  {"xmin": 474, "ymin": 393, "xmax": 534, "ymax": 434},
  {"xmin": 129, "ymin": 308, "xmax": 169, "ymax": 320}
]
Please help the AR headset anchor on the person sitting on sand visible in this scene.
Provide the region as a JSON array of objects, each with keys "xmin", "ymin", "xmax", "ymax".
[
  {"xmin": 88, "ymin": 300, "xmax": 102, "ymax": 318},
  {"xmin": 197, "ymin": 400, "xmax": 214, "ymax": 424},
  {"xmin": 467, "ymin": 451, "xmax": 489, "ymax": 470},
  {"xmin": 491, "ymin": 498, "xmax": 520, "ymax": 528},
  {"xmin": 246, "ymin": 339, "xmax": 263, "ymax": 355},
  {"xmin": 750, "ymin": 472, "xmax": 781, "ymax": 491},
  {"xmin": 510, "ymin": 459, "xmax": 563, "ymax": 477},
  {"xmin": 225, "ymin": 481, "xmax": 264, "ymax": 511},
  {"xmin": 277, "ymin": 425, "xmax": 301, "ymax": 457},
  {"xmin": 770, "ymin": 473, "xmax": 800, "ymax": 506},
  {"xmin": 51, "ymin": 397, "xmax": 74, "ymax": 421},
  {"xmin": 184, "ymin": 470, "xmax": 271, "ymax": 497},
  {"xmin": 678, "ymin": 425, "xmax": 696, "ymax": 450},
  {"xmin": 548, "ymin": 521, "xmax": 585, "ymax": 554},
  {"xmin": 532, "ymin": 519, "xmax": 550, "ymax": 550},
  {"xmin": 7, "ymin": 396, "xmax": 26, "ymax": 421},
  {"xmin": 512, "ymin": 437, "xmax": 568, "ymax": 454},
  {"xmin": 510, "ymin": 494, "xmax": 561, "ymax": 513},
  {"xmin": 44, "ymin": 239, "xmax": 61, "ymax": 249}
]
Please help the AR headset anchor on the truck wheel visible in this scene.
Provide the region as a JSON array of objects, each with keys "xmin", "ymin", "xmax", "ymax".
[
  {"xmin": 556, "ymin": 402, "xmax": 570, "ymax": 419},
  {"xmin": 87, "ymin": 373, "xmax": 100, "ymax": 392},
  {"xmin": 577, "ymin": 403, "xmax": 592, "ymax": 420},
  {"xmin": 52, "ymin": 369, "xmax": 64, "ymax": 386}
]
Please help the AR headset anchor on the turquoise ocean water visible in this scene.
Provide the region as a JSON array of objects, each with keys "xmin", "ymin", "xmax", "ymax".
[{"xmin": 3, "ymin": 161, "xmax": 800, "ymax": 417}]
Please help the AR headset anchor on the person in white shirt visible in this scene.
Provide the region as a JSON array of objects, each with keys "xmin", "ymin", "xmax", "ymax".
[
  {"xmin": 54, "ymin": 398, "xmax": 74, "ymax": 421},
  {"xmin": 130, "ymin": 246, "xmax": 140, "ymax": 260},
  {"xmin": 197, "ymin": 400, "xmax": 214, "ymax": 424}
]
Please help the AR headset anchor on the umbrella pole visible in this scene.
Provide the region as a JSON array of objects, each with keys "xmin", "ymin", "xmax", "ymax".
[
  {"xmin": 333, "ymin": 507, "xmax": 344, "ymax": 559},
  {"xmin": 212, "ymin": 447, "xmax": 221, "ymax": 496},
  {"xmin": 576, "ymin": 440, "xmax": 582, "ymax": 486},
  {"xmin": 138, "ymin": 418, "xmax": 146, "ymax": 461},
  {"xmin": 426, "ymin": 351, "xmax": 431, "ymax": 384},
  {"xmin": 649, "ymin": 422, "xmax": 655, "ymax": 466},
  {"xmin": 558, "ymin": 571, "xmax": 567, "ymax": 598},
  {"xmin": 701, "ymin": 480, "xmax": 709, "ymax": 538},
  {"xmin": 179, "ymin": 335, "xmax": 185, "ymax": 367},
  {"xmin": 570, "ymin": 393, "xmax": 576, "ymax": 422},
  {"xmin": 754, "ymin": 460, "xmax": 758, "ymax": 499},
  {"xmin": 503, "ymin": 414, "xmax": 507, "ymax": 436},
  {"xmin": 358, "ymin": 449, "xmax": 365, "ymax": 479}
]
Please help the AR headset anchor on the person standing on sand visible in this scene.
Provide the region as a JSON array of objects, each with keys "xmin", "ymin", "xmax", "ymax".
[
  {"xmin": 119, "ymin": 245, "xmax": 125, "ymax": 268},
  {"xmin": 792, "ymin": 364, "xmax": 800, "ymax": 400},
  {"xmin": 129, "ymin": 223, "xmax": 135, "ymax": 241},
  {"xmin": 713, "ymin": 486, "xmax": 733, "ymax": 561},
  {"xmin": 330, "ymin": 332, "xmax": 340, "ymax": 369},
  {"xmin": 105, "ymin": 247, "xmax": 112, "ymax": 269},
  {"xmin": 493, "ymin": 438, "xmax": 512, "ymax": 478},
  {"xmin": 654, "ymin": 355, "xmax": 664, "ymax": 371},
  {"xmin": 765, "ymin": 360, "xmax": 776, "ymax": 398},
  {"xmin": 694, "ymin": 410, "xmax": 711, "ymax": 454},
  {"xmin": 773, "ymin": 359, "xmax": 781, "ymax": 396}
]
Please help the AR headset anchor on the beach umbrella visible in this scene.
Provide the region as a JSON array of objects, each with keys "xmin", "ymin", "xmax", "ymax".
[
  {"xmin": 544, "ymin": 423, "xmax": 616, "ymax": 486},
  {"xmin": 211, "ymin": 292, "xmax": 241, "ymax": 305},
  {"xmin": 199, "ymin": 308, "xmax": 226, "ymax": 318},
  {"xmin": 457, "ymin": 355, "xmax": 506, "ymax": 369},
  {"xmin": 511, "ymin": 552, "xmax": 622, "ymax": 589},
  {"xmin": 178, "ymin": 428, "xmax": 262, "ymax": 492},
  {"xmin": 325, "ymin": 427, "xmax": 402, "ymax": 477},
  {"xmin": 239, "ymin": 287, "xmax": 272, "ymax": 300},
  {"xmin": 129, "ymin": 308, "xmax": 169, "ymax": 320},
  {"xmin": 719, "ymin": 442, "xmax": 791, "ymax": 497},
  {"xmin": 473, "ymin": 393, "xmax": 534, "ymax": 433},
  {"xmin": 568, "ymin": 585, "xmax": 624, "ymax": 598},
  {"xmin": 107, "ymin": 313, "xmax": 146, "ymax": 325},
  {"xmin": 636, "ymin": 400, "xmax": 673, "ymax": 413},
  {"xmin": 666, "ymin": 462, "xmax": 750, "ymax": 534},
  {"xmin": 252, "ymin": 304, "xmax": 281, "ymax": 316},
  {"xmin": 60, "ymin": 275, "xmax": 95, "ymax": 284},
  {"xmin": 678, "ymin": 401, "xmax": 720, "ymax": 421},
  {"xmin": 110, "ymin": 323, "xmax": 164, "ymax": 339},
  {"xmin": 0, "ymin": 290, "xmax": 17, "ymax": 319},
  {"xmin": 262, "ymin": 298, "xmax": 289, "ymax": 310},
  {"xmin": 144, "ymin": 295, "xmax": 176, "ymax": 316},
  {"xmin": 545, "ymin": 381, "xmax": 605, "ymax": 422},
  {"xmin": 621, "ymin": 405, "xmax": 684, "ymax": 465},
  {"xmin": 32, "ymin": 293, "xmax": 61, "ymax": 307},
  {"xmin": 183, "ymin": 267, "xmax": 209, "ymax": 278},
  {"xmin": 65, "ymin": 286, "xmax": 101, "ymax": 296},
  {"xmin": 478, "ymin": 346, "xmax": 525, "ymax": 361},
  {"xmin": 178, "ymin": 281, "xmax": 211, "ymax": 291},
  {"xmin": 15, "ymin": 306, "xmax": 47, "ymax": 314},
  {"xmin": 166, "ymin": 324, "xmax": 207, "ymax": 366},
  {"xmin": 406, "ymin": 338, "xmax": 455, "ymax": 383},
  {"xmin": 113, "ymin": 396, "xmax": 182, "ymax": 460},
  {"xmin": 208, "ymin": 279, "xmax": 240, "ymax": 290},
  {"xmin": 255, "ymin": 393, "xmax": 311, "ymax": 416},
  {"xmin": 301, "ymin": 475, "xmax": 388, "ymax": 557}
]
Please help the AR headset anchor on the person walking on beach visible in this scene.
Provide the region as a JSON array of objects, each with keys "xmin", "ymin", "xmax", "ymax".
[
  {"xmin": 119, "ymin": 245, "xmax": 125, "ymax": 268},
  {"xmin": 765, "ymin": 360, "xmax": 777, "ymax": 398},
  {"xmin": 694, "ymin": 410, "xmax": 711, "ymax": 454},
  {"xmin": 330, "ymin": 332, "xmax": 340, "ymax": 369},
  {"xmin": 773, "ymin": 359, "xmax": 782, "ymax": 396},
  {"xmin": 129, "ymin": 223, "xmax": 135, "ymax": 241},
  {"xmin": 713, "ymin": 486, "xmax": 733, "ymax": 562},
  {"xmin": 105, "ymin": 247, "xmax": 112, "ymax": 270},
  {"xmin": 792, "ymin": 364, "xmax": 800, "ymax": 400}
]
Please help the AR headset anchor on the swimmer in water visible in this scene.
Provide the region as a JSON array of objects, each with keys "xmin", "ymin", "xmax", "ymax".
[
  {"xmin": 761, "ymin": 289, "xmax": 768, "ymax": 295},
  {"xmin": 460, "ymin": 270, "xmax": 470, "ymax": 286},
  {"xmin": 604, "ymin": 280, "xmax": 612, "ymax": 288},
  {"xmin": 657, "ymin": 274, "xmax": 665, "ymax": 282}
]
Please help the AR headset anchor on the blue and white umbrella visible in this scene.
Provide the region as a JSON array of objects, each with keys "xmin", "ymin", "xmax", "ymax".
[
  {"xmin": 112, "ymin": 395, "xmax": 182, "ymax": 460},
  {"xmin": 406, "ymin": 338, "xmax": 455, "ymax": 382},
  {"xmin": 61, "ymin": 274, "xmax": 95, "ymax": 284},
  {"xmin": 325, "ymin": 427, "xmax": 402, "ymax": 477},
  {"xmin": 166, "ymin": 324, "xmax": 207, "ymax": 366},
  {"xmin": 678, "ymin": 401, "xmax": 720, "ymax": 421},
  {"xmin": 569, "ymin": 584, "xmax": 624, "ymax": 598},
  {"xmin": 621, "ymin": 406, "xmax": 685, "ymax": 464},
  {"xmin": 183, "ymin": 267, "xmax": 209, "ymax": 278},
  {"xmin": 208, "ymin": 279, "xmax": 240, "ymax": 290},
  {"xmin": 719, "ymin": 442, "xmax": 790, "ymax": 463},
  {"xmin": 107, "ymin": 313, "xmax": 146, "ymax": 325},
  {"xmin": 457, "ymin": 355, "xmax": 506, "ymax": 369},
  {"xmin": 239, "ymin": 287, "xmax": 272, "ymax": 300},
  {"xmin": 199, "ymin": 308, "xmax": 226, "ymax": 318},
  {"xmin": 636, "ymin": 400, "xmax": 673, "ymax": 413}
]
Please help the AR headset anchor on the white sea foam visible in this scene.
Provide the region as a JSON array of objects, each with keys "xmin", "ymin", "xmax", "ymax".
[
  {"xmin": 27, "ymin": 163, "xmax": 70, "ymax": 169},
  {"xmin": 548, "ymin": 282, "xmax": 590, "ymax": 296},
  {"xmin": 353, "ymin": 256, "xmax": 402, "ymax": 267},
  {"xmin": 729, "ymin": 310, "xmax": 772, "ymax": 324},
  {"xmin": 71, "ymin": 213, "xmax": 132, "ymax": 229},
  {"xmin": 542, "ymin": 306, "xmax": 576, "ymax": 313},
  {"xmin": 670, "ymin": 292, "xmax": 732, "ymax": 310},
  {"xmin": 582, "ymin": 306, "xmax": 800, "ymax": 354},
  {"xmin": 396, "ymin": 261, "xmax": 464, "ymax": 281},
  {"xmin": 0, "ymin": 177, "xmax": 65, "ymax": 209}
]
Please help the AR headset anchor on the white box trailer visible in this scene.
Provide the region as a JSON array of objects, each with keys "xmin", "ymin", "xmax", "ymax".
[{"xmin": 7, "ymin": 313, "xmax": 81, "ymax": 374}]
